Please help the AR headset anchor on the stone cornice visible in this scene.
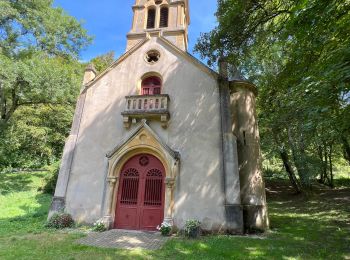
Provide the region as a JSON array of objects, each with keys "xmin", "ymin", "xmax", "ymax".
[{"xmin": 230, "ymin": 80, "xmax": 258, "ymax": 96}]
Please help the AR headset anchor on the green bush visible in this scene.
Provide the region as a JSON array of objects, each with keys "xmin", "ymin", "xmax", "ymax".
[
  {"xmin": 46, "ymin": 213, "xmax": 74, "ymax": 229},
  {"xmin": 93, "ymin": 219, "xmax": 107, "ymax": 232},
  {"xmin": 0, "ymin": 105, "xmax": 74, "ymax": 171},
  {"xmin": 184, "ymin": 219, "xmax": 201, "ymax": 238},
  {"xmin": 157, "ymin": 222, "xmax": 172, "ymax": 236},
  {"xmin": 39, "ymin": 162, "xmax": 60, "ymax": 195}
]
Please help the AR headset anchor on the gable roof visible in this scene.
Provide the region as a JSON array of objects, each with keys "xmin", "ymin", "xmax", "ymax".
[
  {"xmin": 82, "ymin": 34, "xmax": 219, "ymax": 92},
  {"xmin": 106, "ymin": 119, "xmax": 180, "ymax": 160}
]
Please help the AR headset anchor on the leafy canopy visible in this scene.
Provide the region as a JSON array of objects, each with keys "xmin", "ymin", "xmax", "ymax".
[
  {"xmin": 0, "ymin": 0, "xmax": 91, "ymax": 125},
  {"xmin": 195, "ymin": 0, "xmax": 350, "ymax": 188}
]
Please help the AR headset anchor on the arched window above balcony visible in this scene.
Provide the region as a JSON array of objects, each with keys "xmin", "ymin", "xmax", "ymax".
[{"xmin": 141, "ymin": 76, "xmax": 162, "ymax": 95}]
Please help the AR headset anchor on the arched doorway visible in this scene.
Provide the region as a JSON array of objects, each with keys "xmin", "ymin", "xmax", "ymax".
[{"xmin": 114, "ymin": 153, "xmax": 165, "ymax": 231}]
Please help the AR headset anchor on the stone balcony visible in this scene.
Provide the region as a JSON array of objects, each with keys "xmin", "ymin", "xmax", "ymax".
[{"xmin": 121, "ymin": 94, "xmax": 170, "ymax": 128}]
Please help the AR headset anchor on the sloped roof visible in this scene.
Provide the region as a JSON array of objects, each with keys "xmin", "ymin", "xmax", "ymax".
[{"xmin": 82, "ymin": 34, "xmax": 219, "ymax": 92}]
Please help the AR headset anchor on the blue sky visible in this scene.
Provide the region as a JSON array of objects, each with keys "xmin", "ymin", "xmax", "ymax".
[{"xmin": 53, "ymin": 0, "xmax": 218, "ymax": 62}]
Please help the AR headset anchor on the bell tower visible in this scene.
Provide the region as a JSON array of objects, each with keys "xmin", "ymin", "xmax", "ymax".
[{"xmin": 126, "ymin": 0, "xmax": 190, "ymax": 51}]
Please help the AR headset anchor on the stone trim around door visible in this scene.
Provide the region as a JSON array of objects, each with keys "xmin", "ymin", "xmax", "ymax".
[{"xmin": 102, "ymin": 120, "xmax": 180, "ymax": 229}]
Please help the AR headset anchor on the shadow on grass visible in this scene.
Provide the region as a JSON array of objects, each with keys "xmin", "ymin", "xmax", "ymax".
[
  {"xmin": 0, "ymin": 172, "xmax": 43, "ymax": 195},
  {"xmin": 148, "ymin": 180, "xmax": 350, "ymax": 260},
  {"xmin": 0, "ymin": 192, "xmax": 52, "ymax": 237},
  {"xmin": 150, "ymin": 198, "xmax": 350, "ymax": 259},
  {"xmin": 335, "ymin": 177, "xmax": 350, "ymax": 188},
  {"xmin": 1, "ymin": 174, "xmax": 349, "ymax": 259}
]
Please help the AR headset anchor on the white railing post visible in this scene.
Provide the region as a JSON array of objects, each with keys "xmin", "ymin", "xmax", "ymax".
[{"xmin": 124, "ymin": 95, "xmax": 169, "ymax": 113}]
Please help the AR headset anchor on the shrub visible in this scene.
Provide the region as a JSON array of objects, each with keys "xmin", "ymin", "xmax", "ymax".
[
  {"xmin": 39, "ymin": 161, "xmax": 60, "ymax": 195},
  {"xmin": 93, "ymin": 219, "xmax": 107, "ymax": 232},
  {"xmin": 184, "ymin": 219, "xmax": 201, "ymax": 238},
  {"xmin": 157, "ymin": 222, "xmax": 172, "ymax": 236},
  {"xmin": 46, "ymin": 213, "xmax": 74, "ymax": 229}
]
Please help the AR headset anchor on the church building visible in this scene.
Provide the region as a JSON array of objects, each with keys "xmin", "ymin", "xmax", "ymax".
[{"xmin": 50, "ymin": 0, "xmax": 269, "ymax": 233}]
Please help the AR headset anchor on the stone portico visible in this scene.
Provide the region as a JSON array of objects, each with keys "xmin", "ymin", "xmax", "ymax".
[{"xmin": 102, "ymin": 120, "xmax": 180, "ymax": 229}]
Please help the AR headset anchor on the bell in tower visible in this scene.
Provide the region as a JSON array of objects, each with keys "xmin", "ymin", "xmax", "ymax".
[{"xmin": 126, "ymin": 0, "xmax": 190, "ymax": 51}]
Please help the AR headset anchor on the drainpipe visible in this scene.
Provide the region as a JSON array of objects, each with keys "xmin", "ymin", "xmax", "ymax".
[{"xmin": 218, "ymin": 57, "xmax": 243, "ymax": 234}]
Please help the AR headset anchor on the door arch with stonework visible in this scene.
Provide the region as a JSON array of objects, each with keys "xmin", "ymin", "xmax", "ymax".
[{"xmin": 114, "ymin": 153, "xmax": 165, "ymax": 231}]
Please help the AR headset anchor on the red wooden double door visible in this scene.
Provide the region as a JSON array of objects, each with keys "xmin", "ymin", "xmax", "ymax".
[{"xmin": 114, "ymin": 154, "xmax": 165, "ymax": 231}]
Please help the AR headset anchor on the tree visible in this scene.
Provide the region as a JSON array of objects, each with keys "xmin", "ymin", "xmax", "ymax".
[
  {"xmin": 90, "ymin": 51, "xmax": 115, "ymax": 74},
  {"xmin": 0, "ymin": 0, "xmax": 91, "ymax": 126},
  {"xmin": 0, "ymin": 104, "xmax": 75, "ymax": 169},
  {"xmin": 195, "ymin": 0, "xmax": 350, "ymax": 190}
]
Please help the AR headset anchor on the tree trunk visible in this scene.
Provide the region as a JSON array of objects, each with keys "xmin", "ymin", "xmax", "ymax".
[
  {"xmin": 324, "ymin": 143, "xmax": 331, "ymax": 185},
  {"xmin": 279, "ymin": 147, "xmax": 302, "ymax": 193},
  {"xmin": 273, "ymin": 130, "xmax": 302, "ymax": 193},
  {"xmin": 329, "ymin": 144, "xmax": 334, "ymax": 188},
  {"xmin": 317, "ymin": 145, "xmax": 327, "ymax": 184},
  {"xmin": 288, "ymin": 127, "xmax": 311, "ymax": 189},
  {"xmin": 0, "ymin": 81, "xmax": 6, "ymax": 120}
]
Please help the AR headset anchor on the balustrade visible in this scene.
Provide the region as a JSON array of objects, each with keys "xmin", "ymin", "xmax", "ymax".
[{"xmin": 122, "ymin": 94, "xmax": 170, "ymax": 128}]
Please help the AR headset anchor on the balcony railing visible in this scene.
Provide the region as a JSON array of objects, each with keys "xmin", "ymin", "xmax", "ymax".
[{"xmin": 121, "ymin": 94, "xmax": 170, "ymax": 128}]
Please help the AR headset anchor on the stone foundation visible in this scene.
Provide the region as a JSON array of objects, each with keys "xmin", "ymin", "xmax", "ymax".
[
  {"xmin": 48, "ymin": 196, "xmax": 65, "ymax": 219},
  {"xmin": 225, "ymin": 204, "xmax": 244, "ymax": 234}
]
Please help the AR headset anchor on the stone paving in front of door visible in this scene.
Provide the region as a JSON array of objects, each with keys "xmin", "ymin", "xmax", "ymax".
[{"xmin": 77, "ymin": 229, "xmax": 169, "ymax": 250}]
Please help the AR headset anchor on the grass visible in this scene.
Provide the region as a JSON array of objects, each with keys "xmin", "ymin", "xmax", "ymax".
[{"xmin": 0, "ymin": 171, "xmax": 349, "ymax": 260}]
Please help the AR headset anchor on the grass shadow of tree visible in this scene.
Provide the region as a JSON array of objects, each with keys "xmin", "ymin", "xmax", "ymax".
[
  {"xmin": 0, "ymin": 192, "xmax": 52, "ymax": 237},
  {"xmin": 0, "ymin": 172, "xmax": 43, "ymax": 195},
  {"xmin": 150, "ymin": 180, "xmax": 350, "ymax": 259}
]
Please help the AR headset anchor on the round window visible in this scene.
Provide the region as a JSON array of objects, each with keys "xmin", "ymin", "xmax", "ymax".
[{"xmin": 145, "ymin": 50, "xmax": 161, "ymax": 64}]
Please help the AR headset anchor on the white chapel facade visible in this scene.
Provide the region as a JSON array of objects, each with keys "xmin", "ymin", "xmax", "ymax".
[{"xmin": 50, "ymin": 0, "xmax": 269, "ymax": 233}]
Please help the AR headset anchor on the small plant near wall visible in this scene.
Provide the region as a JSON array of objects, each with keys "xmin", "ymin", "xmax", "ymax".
[
  {"xmin": 157, "ymin": 222, "xmax": 172, "ymax": 236},
  {"xmin": 46, "ymin": 213, "xmax": 75, "ymax": 229},
  {"xmin": 184, "ymin": 219, "xmax": 201, "ymax": 238},
  {"xmin": 93, "ymin": 219, "xmax": 107, "ymax": 232}
]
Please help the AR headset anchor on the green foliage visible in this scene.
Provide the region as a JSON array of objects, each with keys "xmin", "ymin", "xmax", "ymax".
[
  {"xmin": 0, "ymin": 0, "xmax": 91, "ymax": 58},
  {"xmin": 93, "ymin": 219, "xmax": 107, "ymax": 232},
  {"xmin": 0, "ymin": 1, "xmax": 90, "ymax": 169},
  {"xmin": 0, "ymin": 172, "xmax": 349, "ymax": 259},
  {"xmin": 0, "ymin": 0, "xmax": 91, "ymax": 125},
  {"xmin": 0, "ymin": 104, "xmax": 74, "ymax": 171},
  {"xmin": 39, "ymin": 161, "xmax": 60, "ymax": 195},
  {"xmin": 195, "ymin": 0, "xmax": 350, "ymax": 190},
  {"xmin": 90, "ymin": 51, "xmax": 115, "ymax": 74},
  {"xmin": 46, "ymin": 213, "xmax": 74, "ymax": 229},
  {"xmin": 157, "ymin": 222, "xmax": 172, "ymax": 236},
  {"xmin": 0, "ymin": 171, "xmax": 51, "ymax": 236},
  {"xmin": 184, "ymin": 219, "xmax": 201, "ymax": 238},
  {"xmin": 0, "ymin": 53, "xmax": 84, "ymax": 125}
]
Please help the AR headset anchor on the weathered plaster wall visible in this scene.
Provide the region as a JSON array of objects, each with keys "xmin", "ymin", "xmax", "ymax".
[
  {"xmin": 231, "ymin": 83, "xmax": 269, "ymax": 230},
  {"xmin": 64, "ymin": 36, "xmax": 226, "ymax": 230}
]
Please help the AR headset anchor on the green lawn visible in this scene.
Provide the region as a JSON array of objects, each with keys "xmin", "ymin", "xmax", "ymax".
[{"xmin": 0, "ymin": 172, "xmax": 349, "ymax": 260}]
